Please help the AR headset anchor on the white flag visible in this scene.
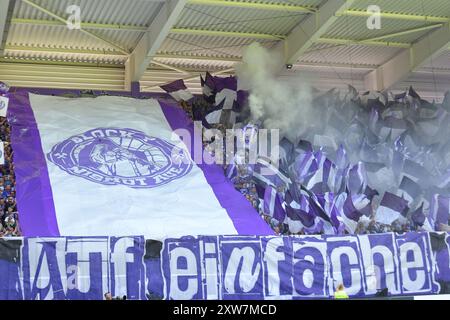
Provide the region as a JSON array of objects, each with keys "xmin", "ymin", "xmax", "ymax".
[
  {"xmin": 0, "ymin": 141, "xmax": 4, "ymax": 165},
  {"xmin": 0, "ymin": 96, "xmax": 8, "ymax": 117}
]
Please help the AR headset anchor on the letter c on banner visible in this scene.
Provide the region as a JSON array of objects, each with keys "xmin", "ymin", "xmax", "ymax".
[{"xmin": 330, "ymin": 246, "xmax": 362, "ymax": 296}]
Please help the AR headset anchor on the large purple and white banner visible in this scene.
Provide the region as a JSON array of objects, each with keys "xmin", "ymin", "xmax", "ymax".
[
  {"xmin": 8, "ymin": 91, "xmax": 271, "ymax": 239},
  {"xmin": 0, "ymin": 232, "xmax": 448, "ymax": 300}
]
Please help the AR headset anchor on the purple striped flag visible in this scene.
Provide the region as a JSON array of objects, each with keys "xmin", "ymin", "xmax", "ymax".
[{"xmin": 160, "ymin": 79, "xmax": 193, "ymax": 102}]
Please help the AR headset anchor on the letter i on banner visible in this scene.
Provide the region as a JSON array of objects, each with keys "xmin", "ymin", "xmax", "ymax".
[
  {"xmin": 0, "ymin": 141, "xmax": 4, "ymax": 165},
  {"xmin": 0, "ymin": 96, "xmax": 9, "ymax": 117}
]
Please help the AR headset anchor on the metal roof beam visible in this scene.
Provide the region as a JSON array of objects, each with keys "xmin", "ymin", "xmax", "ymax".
[
  {"xmin": 359, "ymin": 24, "xmax": 444, "ymax": 42},
  {"xmin": 126, "ymin": 0, "xmax": 187, "ymax": 88},
  {"xmin": 11, "ymin": 18, "xmax": 147, "ymax": 31},
  {"xmin": 364, "ymin": 23, "xmax": 450, "ymax": 90},
  {"xmin": 316, "ymin": 37, "xmax": 410, "ymax": 48},
  {"xmin": 341, "ymin": 9, "xmax": 449, "ymax": 23},
  {"xmin": 170, "ymin": 27, "xmax": 284, "ymax": 40},
  {"xmin": 275, "ymin": 0, "xmax": 357, "ymax": 66},
  {"xmin": 5, "ymin": 44, "xmax": 127, "ymax": 56},
  {"xmin": 187, "ymin": 0, "xmax": 315, "ymax": 13}
]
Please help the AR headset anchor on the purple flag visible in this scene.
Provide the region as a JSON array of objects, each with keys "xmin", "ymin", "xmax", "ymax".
[
  {"xmin": 397, "ymin": 176, "xmax": 422, "ymax": 205},
  {"xmin": 346, "ymin": 162, "xmax": 367, "ymax": 195},
  {"xmin": 279, "ymin": 137, "xmax": 295, "ymax": 172},
  {"xmin": 214, "ymin": 76, "xmax": 237, "ymax": 110},
  {"xmin": 411, "ymin": 203, "xmax": 425, "ymax": 226},
  {"xmin": 335, "ymin": 145, "xmax": 348, "ymax": 170},
  {"xmin": 200, "ymin": 72, "xmax": 216, "ymax": 99},
  {"xmin": 263, "ymin": 186, "xmax": 286, "ymax": 223},
  {"xmin": 303, "ymin": 188, "xmax": 333, "ymax": 227},
  {"xmin": 290, "ymin": 152, "xmax": 318, "ymax": 184},
  {"xmin": 0, "ymin": 82, "xmax": 10, "ymax": 95},
  {"xmin": 402, "ymin": 159, "xmax": 430, "ymax": 184},
  {"xmin": 284, "ymin": 185, "xmax": 316, "ymax": 232},
  {"xmin": 225, "ymin": 162, "xmax": 238, "ymax": 180},
  {"xmin": 363, "ymin": 185, "xmax": 379, "ymax": 201},
  {"xmin": 430, "ymin": 195, "xmax": 450, "ymax": 228},
  {"xmin": 253, "ymin": 157, "xmax": 291, "ymax": 189},
  {"xmin": 375, "ymin": 192, "xmax": 409, "ymax": 225},
  {"xmin": 343, "ymin": 194, "xmax": 368, "ymax": 222},
  {"xmin": 235, "ymin": 90, "xmax": 249, "ymax": 112},
  {"xmin": 160, "ymin": 79, "xmax": 193, "ymax": 102}
]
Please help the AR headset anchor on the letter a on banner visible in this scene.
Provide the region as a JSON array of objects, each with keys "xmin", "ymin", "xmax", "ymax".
[{"xmin": 0, "ymin": 96, "xmax": 8, "ymax": 117}]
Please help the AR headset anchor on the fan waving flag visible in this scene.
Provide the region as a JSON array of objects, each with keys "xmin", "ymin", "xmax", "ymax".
[{"xmin": 8, "ymin": 90, "xmax": 273, "ymax": 239}]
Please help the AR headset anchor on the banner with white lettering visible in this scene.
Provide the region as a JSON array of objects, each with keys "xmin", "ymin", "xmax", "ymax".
[{"xmin": 0, "ymin": 232, "xmax": 449, "ymax": 300}]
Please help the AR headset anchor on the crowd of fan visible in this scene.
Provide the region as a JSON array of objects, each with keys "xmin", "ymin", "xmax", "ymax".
[
  {"xmin": 179, "ymin": 82, "xmax": 450, "ymax": 236},
  {"xmin": 0, "ymin": 116, "xmax": 20, "ymax": 237}
]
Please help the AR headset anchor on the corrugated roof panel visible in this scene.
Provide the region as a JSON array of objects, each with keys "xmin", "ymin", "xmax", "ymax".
[
  {"xmin": 349, "ymin": 0, "xmax": 450, "ymax": 18},
  {"xmin": 324, "ymin": 16, "xmax": 443, "ymax": 44},
  {"xmin": 4, "ymin": 48, "xmax": 127, "ymax": 65},
  {"xmin": 420, "ymin": 50, "xmax": 450, "ymax": 71},
  {"xmin": 6, "ymin": 24, "xmax": 142, "ymax": 53},
  {"xmin": 159, "ymin": 33, "xmax": 278, "ymax": 58},
  {"xmin": 152, "ymin": 57, "xmax": 235, "ymax": 71},
  {"xmin": 177, "ymin": 4, "xmax": 307, "ymax": 36},
  {"xmin": 0, "ymin": 62, "xmax": 125, "ymax": 90},
  {"xmin": 14, "ymin": 0, "xmax": 163, "ymax": 26},
  {"xmin": 300, "ymin": 43, "xmax": 403, "ymax": 66}
]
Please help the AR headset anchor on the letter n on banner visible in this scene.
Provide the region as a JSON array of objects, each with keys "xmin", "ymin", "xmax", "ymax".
[
  {"xmin": 219, "ymin": 236, "xmax": 263, "ymax": 299},
  {"xmin": 395, "ymin": 232, "xmax": 440, "ymax": 295}
]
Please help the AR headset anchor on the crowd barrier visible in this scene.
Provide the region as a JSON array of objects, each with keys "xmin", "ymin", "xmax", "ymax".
[{"xmin": 0, "ymin": 232, "xmax": 449, "ymax": 300}]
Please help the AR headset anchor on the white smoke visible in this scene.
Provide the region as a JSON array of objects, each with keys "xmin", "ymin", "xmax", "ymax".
[{"xmin": 235, "ymin": 43, "xmax": 314, "ymax": 142}]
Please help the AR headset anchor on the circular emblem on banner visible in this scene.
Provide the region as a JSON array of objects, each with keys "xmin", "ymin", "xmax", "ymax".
[{"xmin": 48, "ymin": 128, "xmax": 193, "ymax": 188}]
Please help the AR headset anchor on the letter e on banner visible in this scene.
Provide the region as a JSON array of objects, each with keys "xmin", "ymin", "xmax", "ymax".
[
  {"xmin": 164, "ymin": 239, "xmax": 201, "ymax": 300},
  {"xmin": 395, "ymin": 233, "xmax": 440, "ymax": 295}
]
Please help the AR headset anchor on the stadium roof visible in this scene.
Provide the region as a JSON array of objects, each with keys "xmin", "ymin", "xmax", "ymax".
[{"xmin": 0, "ymin": 0, "xmax": 449, "ymax": 100}]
